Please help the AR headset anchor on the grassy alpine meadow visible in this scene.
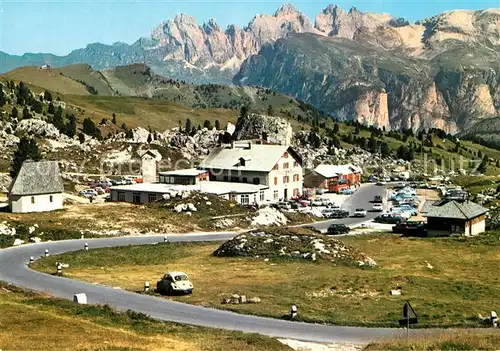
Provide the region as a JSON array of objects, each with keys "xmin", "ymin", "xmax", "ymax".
[
  {"xmin": 364, "ymin": 330, "xmax": 500, "ymax": 350},
  {"xmin": 32, "ymin": 231, "xmax": 500, "ymax": 328},
  {"xmin": 0, "ymin": 282, "xmax": 290, "ymax": 351}
]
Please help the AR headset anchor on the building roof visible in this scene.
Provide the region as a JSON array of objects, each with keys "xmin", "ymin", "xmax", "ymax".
[
  {"xmin": 111, "ymin": 183, "xmax": 199, "ymax": 193},
  {"xmin": 200, "ymin": 182, "xmax": 268, "ymax": 195},
  {"xmin": 425, "ymin": 200, "xmax": 489, "ymax": 220},
  {"xmin": 137, "ymin": 149, "xmax": 162, "ymax": 161},
  {"xmin": 314, "ymin": 164, "xmax": 363, "ymax": 179},
  {"xmin": 10, "ymin": 161, "xmax": 64, "ymax": 196},
  {"xmin": 198, "ymin": 143, "xmax": 301, "ymax": 172},
  {"xmin": 159, "ymin": 168, "xmax": 208, "ymax": 177},
  {"xmin": 111, "ymin": 181, "xmax": 268, "ymax": 196}
]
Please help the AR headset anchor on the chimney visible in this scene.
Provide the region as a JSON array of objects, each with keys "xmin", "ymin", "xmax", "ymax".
[{"xmin": 248, "ymin": 142, "xmax": 252, "ymax": 150}]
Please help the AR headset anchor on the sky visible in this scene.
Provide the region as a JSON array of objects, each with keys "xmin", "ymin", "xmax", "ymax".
[{"xmin": 1, "ymin": 0, "xmax": 498, "ymax": 56}]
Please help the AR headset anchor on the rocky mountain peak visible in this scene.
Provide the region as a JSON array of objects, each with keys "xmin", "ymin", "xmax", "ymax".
[
  {"xmin": 274, "ymin": 3, "xmax": 299, "ymax": 17},
  {"xmin": 322, "ymin": 4, "xmax": 341, "ymax": 15},
  {"xmin": 203, "ymin": 18, "xmax": 221, "ymax": 34}
]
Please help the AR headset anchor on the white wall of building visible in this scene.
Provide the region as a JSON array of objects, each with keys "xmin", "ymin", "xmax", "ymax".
[
  {"xmin": 267, "ymin": 152, "xmax": 302, "ymax": 201},
  {"xmin": 206, "ymin": 153, "xmax": 303, "ymax": 202},
  {"xmin": 468, "ymin": 219, "xmax": 485, "ymax": 236},
  {"xmin": 10, "ymin": 193, "xmax": 63, "ymax": 213},
  {"xmin": 141, "ymin": 154, "xmax": 157, "ymax": 184}
]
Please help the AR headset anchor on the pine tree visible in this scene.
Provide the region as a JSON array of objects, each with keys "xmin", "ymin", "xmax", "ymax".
[
  {"xmin": 267, "ymin": 105, "xmax": 274, "ymax": 116},
  {"xmin": 53, "ymin": 106, "xmax": 64, "ymax": 131},
  {"xmin": 185, "ymin": 118, "xmax": 192, "ymax": 135},
  {"xmin": 147, "ymin": 133, "xmax": 152, "ymax": 143},
  {"xmin": 11, "ymin": 107, "xmax": 18, "ymax": 119},
  {"xmin": 381, "ymin": 142, "xmax": 391, "ymax": 157},
  {"xmin": 47, "ymin": 102, "xmax": 55, "ymax": 114},
  {"xmin": 203, "ymin": 120, "xmax": 212, "ymax": 129},
  {"xmin": 215, "ymin": 120, "xmax": 220, "ymax": 130},
  {"xmin": 31, "ymin": 100, "xmax": 43, "ymax": 114},
  {"xmin": 240, "ymin": 105, "xmax": 249, "ymax": 119},
  {"xmin": 112, "ymin": 113, "xmax": 117, "ymax": 125},
  {"xmin": 78, "ymin": 133, "xmax": 85, "ymax": 144},
  {"xmin": 333, "ymin": 123, "xmax": 340, "ymax": 134},
  {"xmin": 478, "ymin": 155, "xmax": 489, "ymax": 174},
  {"xmin": 10, "ymin": 137, "xmax": 41, "ymax": 177},
  {"xmin": 121, "ymin": 122, "xmax": 128, "ymax": 131},
  {"xmin": 43, "ymin": 90, "xmax": 53, "ymax": 102},
  {"xmin": 0, "ymin": 87, "xmax": 6, "ymax": 107},
  {"xmin": 66, "ymin": 114, "xmax": 77, "ymax": 137},
  {"xmin": 22, "ymin": 107, "xmax": 31, "ymax": 119}
]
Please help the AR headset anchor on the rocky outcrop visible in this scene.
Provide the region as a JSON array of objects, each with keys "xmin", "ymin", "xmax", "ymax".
[
  {"xmin": 315, "ymin": 5, "xmax": 393, "ymax": 39},
  {"xmin": 232, "ymin": 114, "xmax": 293, "ymax": 145}
]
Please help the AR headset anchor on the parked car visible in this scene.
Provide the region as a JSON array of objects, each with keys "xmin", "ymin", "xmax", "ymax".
[
  {"xmin": 291, "ymin": 202, "xmax": 306, "ymax": 210},
  {"xmin": 277, "ymin": 202, "xmax": 292, "ymax": 210},
  {"xmin": 353, "ymin": 208, "xmax": 367, "ymax": 217},
  {"xmin": 79, "ymin": 189, "xmax": 97, "ymax": 198},
  {"xmin": 372, "ymin": 203, "xmax": 384, "ymax": 212},
  {"xmin": 311, "ymin": 198, "xmax": 324, "ymax": 206},
  {"xmin": 156, "ymin": 272, "xmax": 193, "ymax": 295},
  {"xmin": 339, "ymin": 188, "xmax": 355, "ymax": 195},
  {"xmin": 94, "ymin": 187, "xmax": 105, "ymax": 195},
  {"xmin": 327, "ymin": 224, "xmax": 350, "ymax": 235},
  {"xmin": 374, "ymin": 214, "xmax": 402, "ymax": 224},
  {"xmin": 302, "ymin": 225, "xmax": 321, "ymax": 234},
  {"xmin": 376, "ymin": 181, "xmax": 387, "ymax": 186},
  {"xmin": 329, "ymin": 204, "xmax": 342, "ymax": 211},
  {"xmin": 328, "ymin": 209, "xmax": 350, "ymax": 219},
  {"xmin": 373, "ymin": 195, "xmax": 383, "ymax": 203}
]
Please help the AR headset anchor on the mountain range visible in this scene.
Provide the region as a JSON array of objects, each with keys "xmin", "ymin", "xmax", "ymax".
[{"xmin": 1, "ymin": 3, "xmax": 499, "ymax": 133}]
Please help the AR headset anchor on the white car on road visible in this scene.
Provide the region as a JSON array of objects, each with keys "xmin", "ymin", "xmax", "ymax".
[
  {"xmin": 353, "ymin": 208, "xmax": 368, "ymax": 217},
  {"xmin": 372, "ymin": 204, "xmax": 384, "ymax": 212}
]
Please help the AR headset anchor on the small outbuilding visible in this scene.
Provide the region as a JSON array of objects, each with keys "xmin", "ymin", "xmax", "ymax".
[
  {"xmin": 9, "ymin": 161, "xmax": 64, "ymax": 213},
  {"xmin": 425, "ymin": 200, "xmax": 489, "ymax": 237}
]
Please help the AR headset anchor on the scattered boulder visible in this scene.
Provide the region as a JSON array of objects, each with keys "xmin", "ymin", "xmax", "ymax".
[
  {"xmin": 251, "ymin": 207, "xmax": 288, "ymax": 227},
  {"xmin": 13, "ymin": 239, "xmax": 24, "ymax": 246},
  {"xmin": 213, "ymin": 229, "xmax": 376, "ymax": 266}
]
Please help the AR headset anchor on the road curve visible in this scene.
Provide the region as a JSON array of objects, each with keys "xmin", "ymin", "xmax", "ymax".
[
  {"xmin": 0, "ymin": 233, "xmax": 411, "ymax": 344},
  {"xmin": 0, "ymin": 184, "xmax": 408, "ymax": 344}
]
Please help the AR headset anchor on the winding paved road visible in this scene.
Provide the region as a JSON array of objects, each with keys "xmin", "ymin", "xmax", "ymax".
[{"xmin": 0, "ymin": 184, "xmax": 410, "ymax": 344}]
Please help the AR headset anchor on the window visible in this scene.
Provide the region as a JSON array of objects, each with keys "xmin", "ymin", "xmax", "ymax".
[
  {"xmin": 31, "ymin": 197, "xmax": 35, "ymax": 204},
  {"xmin": 223, "ymin": 176, "xmax": 228, "ymax": 182},
  {"xmin": 293, "ymin": 189, "xmax": 299, "ymax": 197},
  {"xmin": 260, "ymin": 191, "xmax": 265, "ymax": 202},
  {"xmin": 118, "ymin": 192, "xmax": 125, "ymax": 202},
  {"xmin": 241, "ymin": 195, "xmax": 250, "ymax": 205},
  {"xmin": 284, "ymin": 152, "xmax": 289, "ymax": 158},
  {"xmin": 49, "ymin": 195, "xmax": 53, "ymax": 203},
  {"xmin": 253, "ymin": 177, "xmax": 260, "ymax": 185},
  {"xmin": 283, "ymin": 162, "xmax": 289, "ymax": 169},
  {"xmin": 273, "ymin": 190, "xmax": 279, "ymax": 201},
  {"xmin": 294, "ymin": 161, "xmax": 299, "ymax": 167},
  {"xmin": 133, "ymin": 192, "xmax": 141, "ymax": 203},
  {"xmin": 169, "ymin": 177, "xmax": 175, "ymax": 184},
  {"xmin": 283, "ymin": 176, "xmax": 289, "ymax": 184},
  {"xmin": 274, "ymin": 177, "xmax": 278, "ymax": 185},
  {"xmin": 231, "ymin": 176, "xmax": 239, "ymax": 182},
  {"xmin": 293, "ymin": 174, "xmax": 300, "ymax": 182},
  {"xmin": 159, "ymin": 175, "xmax": 165, "ymax": 183},
  {"xmin": 230, "ymin": 194, "xmax": 237, "ymax": 201},
  {"xmin": 242, "ymin": 177, "xmax": 248, "ymax": 183},
  {"xmin": 273, "ymin": 164, "xmax": 279, "ymax": 170},
  {"xmin": 148, "ymin": 193, "xmax": 157, "ymax": 203}
]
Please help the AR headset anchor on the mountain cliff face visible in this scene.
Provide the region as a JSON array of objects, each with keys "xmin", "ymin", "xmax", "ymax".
[
  {"xmin": 1, "ymin": 4, "xmax": 499, "ymax": 132},
  {"xmin": 234, "ymin": 31, "xmax": 499, "ymax": 133}
]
